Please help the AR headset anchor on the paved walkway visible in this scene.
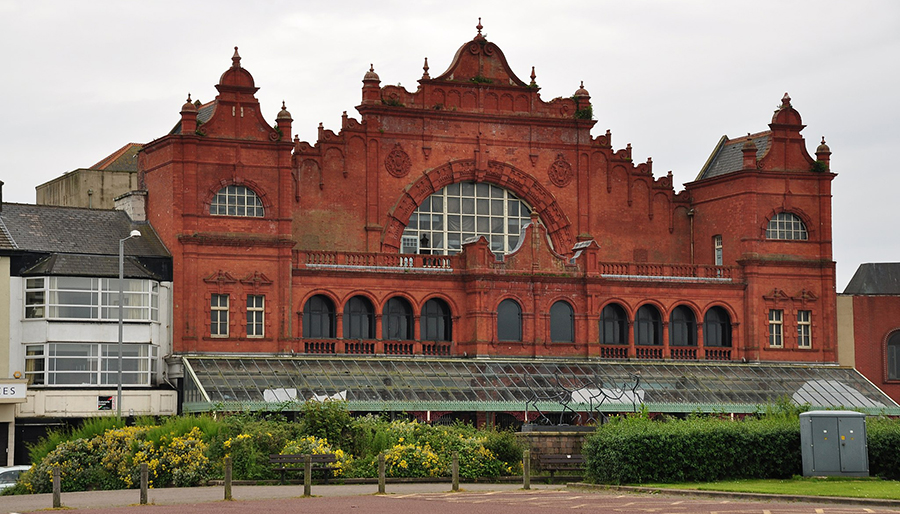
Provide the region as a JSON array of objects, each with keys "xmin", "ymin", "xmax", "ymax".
[
  {"xmin": 4, "ymin": 482, "xmax": 900, "ymax": 513},
  {"xmin": 2, "ymin": 482, "xmax": 559, "ymax": 513}
]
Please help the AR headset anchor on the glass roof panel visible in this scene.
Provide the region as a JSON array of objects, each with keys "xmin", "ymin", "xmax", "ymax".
[{"xmin": 183, "ymin": 357, "xmax": 899, "ymax": 414}]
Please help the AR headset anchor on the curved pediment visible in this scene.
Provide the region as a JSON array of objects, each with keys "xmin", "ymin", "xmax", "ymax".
[{"xmin": 432, "ymin": 22, "xmax": 528, "ymax": 87}]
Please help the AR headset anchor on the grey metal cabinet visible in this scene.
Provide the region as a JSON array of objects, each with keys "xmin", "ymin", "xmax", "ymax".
[{"xmin": 800, "ymin": 410, "xmax": 868, "ymax": 477}]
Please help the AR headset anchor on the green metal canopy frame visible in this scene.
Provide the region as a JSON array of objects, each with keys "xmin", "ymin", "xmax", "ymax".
[{"xmin": 181, "ymin": 355, "xmax": 900, "ymax": 416}]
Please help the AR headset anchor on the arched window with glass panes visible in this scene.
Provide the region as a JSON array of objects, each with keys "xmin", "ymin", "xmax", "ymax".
[
  {"xmin": 210, "ymin": 185, "xmax": 264, "ymax": 217},
  {"xmin": 402, "ymin": 182, "xmax": 534, "ymax": 255},
  {"xmin": 383, "ymin": 297, "xmax": 413, "ymax": 340},
  {"xmin": 766, "ymin": 212, "xmax": 808, "ymax": 240}
]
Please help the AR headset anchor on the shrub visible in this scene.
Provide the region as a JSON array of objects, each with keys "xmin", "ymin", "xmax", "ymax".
[
  {"xmin": 298, "ymin": 400, "xmax": 353, "ymax": 450},
  {"xmin": 583, "ymin": 415, "xmax": 800, "ymax": 484},
  {"xmin": 867, "ymin": 416, "xmax": 900, "ymax": 479},
  {"xmin": 281, "ymin": 435, "xmax": 352, "ymax": 478}
]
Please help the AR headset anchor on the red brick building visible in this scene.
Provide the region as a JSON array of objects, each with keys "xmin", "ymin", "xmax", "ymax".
[
  {"xmin": 136, "ymin": 27, "xmax": 884, "ymax": 418},
  {"xmin": 839, "ymin": 264, "xmax": 900, "ymax": 403}
]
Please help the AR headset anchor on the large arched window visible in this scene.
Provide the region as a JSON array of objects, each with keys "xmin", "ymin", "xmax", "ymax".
[
  {"xmin": 669, "ymin": 305, "xmax": 697, "ymax": 346},
  {"xmin": 343, "ymin": 296, "xmax": 375, "ymax": 339},
  {"xmin": 766, "ymin": 212, "xmax": 808, "ymax": 240},
  {"xmin": 550, "ymin": 301, "xmax": 574, "ymax": 343},
  {"xmin": 703, "ymin": 307, "xmax": 732, "ymax": 347},
  {"xmin": 302, "ymin": 295, "xmax": 335, "ymax": 338},
  {"xmin": 888, "ymin": 331, "xmax": 900, "ymax": 380},
  {"xmin": 600, "ymin": 303, "xmax": 627, "ymax": 345},
  {"xmin": 421, "ymin": 298, "xmax": 452, "ymax": 341},
  {"xmin": 402, "ymin": 182, "xmax": 534, "ymax": 255},
  {"xmin": 383, "ymin": 297, "xmax": 413, "ymax": 340},
  {"xmin": 497, "ymin": 299, "xmax": 522, "ymax": 342},
  {"xmin": 635, "ymin": 305, "xmax": 662, "ymax": 346},
  {"xmin": 210, "ymin": 185, "xmax": 264, "ymax": 217}
]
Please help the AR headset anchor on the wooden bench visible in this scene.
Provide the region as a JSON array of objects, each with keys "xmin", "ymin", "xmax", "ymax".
[
  {"xmin": 537, "ymin": 453, "xmax": 585, "ymax": 477},
  {"xmin": 269, "ymin": 453, "xmax": 338, "ymax": 485}
]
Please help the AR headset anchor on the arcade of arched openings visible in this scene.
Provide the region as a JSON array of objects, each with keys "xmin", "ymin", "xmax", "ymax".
[{"xmin": 139, "ymin": 24, "xmax": 838, "ymax": 366}]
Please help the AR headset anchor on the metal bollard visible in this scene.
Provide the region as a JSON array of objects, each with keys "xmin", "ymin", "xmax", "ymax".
[
  {"xmin": 523, "ymin": 449, "xmax": 531, "ymax": 490},
  {"xmin": 140, "ymin": 462, "xmax": 148, "ymax": 504},
  {"xmin": 224, "ymin": 456, "xmax": 233, "ymax": 500},
  {"xmin": 377, "ymin": 453, "xmax": 386, "ymax": 494},
  {"xmin": 451, "ymin": 451, "xmax": 459, "ymax": 492},
  {"xmin": 303, "ymin": 454, "xmax": 312, "ymax": 497},
  {"xmin": 52, "ymin": 465, "xmax": 61, "ymax": 508}
]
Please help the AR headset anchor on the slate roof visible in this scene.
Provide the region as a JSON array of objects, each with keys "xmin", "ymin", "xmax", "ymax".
[
  {"xmin": 842, "ymin": 263, "xmax": 900, "ymax": 295},
  {"xmin": 695, "ymin": 131, "xmax": 771, "ymax": 181},
  {"xmin": 0, "ymin": 203, "xmax": 170, "ymax": 279},
  {"xmin": 170, "ymin": 100, "xmax": 216, "ymax": 135}
]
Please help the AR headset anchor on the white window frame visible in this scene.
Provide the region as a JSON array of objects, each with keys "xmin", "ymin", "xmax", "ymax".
[
  {"xmin": 768, "ymin": 309, "xmax": 783, "ymax": 348},
  {"xmin": 797, "ymin": 310, "xmax": 812, "ymax": 349},
  {"xmin": 247, "ymin": 295, "xmax": 265, "ymax": 338},
  {"xmin": 24, "ymin": 342, "xmax": 157, "ymax": 387},
  {"xmin": 766, "ymin": 212, "xmax": 808, "ymax": 240},
  {"xmin": 210, "ymin": 185, "xmax": 264, "ymax": 217},
  {"xmin": 24, "ymin": 277, "xmax": 158, "ymax": 322},
  {"xmin": 401, "ymin": 182, "xmax": 534, "ymax": 256},
  {"xmin": 211, "ymin": 294, "xmax": 229, "ymax": 337},
  {"xmin": 713, "ymin": 235, "xmax": 723, "ymax": 266}
]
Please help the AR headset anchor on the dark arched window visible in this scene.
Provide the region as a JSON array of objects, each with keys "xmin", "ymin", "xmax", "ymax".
[
  {"xmin": 600, "ymin": 303, "xmax": 627, "ymax": 345},
  {"xmin": 383, "ymin": 297, "xmax": 413, "ymax": 340},
  {"xmin": 497, "ymin": 299, "xmax": 522, "ymax": 342},
  {"xmin": 703, "ymin": 307, "xmax": 732, "ymax": 347},
  {"xmin": 421, "ymin": 298, "xmax": 452, "ymax": 341},
  {"xmin": 343, "ymin": 296, "xmax": 374, "ymax": 339},
  {"xmin": 888, "ymin": 331, "xmax": 900, "ymax": 380},
  {"xmin": 550, "ymin": 301, "xmax": 574, "ymax": 343},
  {"xmin": 635, "ymin": 305, "xmax": 662, "ymax": 346},
  {"xmin": 210, "ymin": 185, "xmax": 264, "ymax": 217},
  {"xmin": 302, "ymin": 295, "xmax": 335, "ymax": 338},
  {"xmin": 669, "ymin": 306, "xmax": 697, "ymax": 346}
]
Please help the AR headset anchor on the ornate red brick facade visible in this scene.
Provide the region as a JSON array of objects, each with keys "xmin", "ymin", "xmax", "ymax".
[{"xmin": 140, "ymin": 29, "xmax": 836, "ymax": 364}]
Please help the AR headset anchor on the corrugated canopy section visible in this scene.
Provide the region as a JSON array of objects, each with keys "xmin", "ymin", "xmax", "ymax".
[{"xmin": 182, "ymin": 356, "xmax": 900, "ymax": 415}]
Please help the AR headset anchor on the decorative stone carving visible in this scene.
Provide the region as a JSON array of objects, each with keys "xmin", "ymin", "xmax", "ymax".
[
  {"xmin": 385, "ymin": 143, "xmax": 412, "ymax": 178},
  {"xmin": 548, "ymin": 153, "xmax": 573, "ymax": 187}
]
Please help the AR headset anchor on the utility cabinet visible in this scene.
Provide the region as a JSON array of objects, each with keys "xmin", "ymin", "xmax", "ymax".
[{"xmin": 800, "ymin": 411, "xmax": 868, "ymax": 477}]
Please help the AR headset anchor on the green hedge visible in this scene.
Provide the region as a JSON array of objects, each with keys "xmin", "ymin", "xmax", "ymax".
[
  {"xmin": 585, "ymin": 415, "xmax": 900, "ymax": 484},
  {"xmin": 583, "ymin": 416, "xmax": 800, "ymax": 484},
  {"xmin": 867, "ymin": 417, "xmax": 900, "ymax": 479}
]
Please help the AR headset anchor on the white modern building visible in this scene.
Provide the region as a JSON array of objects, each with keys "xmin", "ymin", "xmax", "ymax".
[{"xmin": 0, "ymin": 188, "xmax": 175, "ymax": 464}]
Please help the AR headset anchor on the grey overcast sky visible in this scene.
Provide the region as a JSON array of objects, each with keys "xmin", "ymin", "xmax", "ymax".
[{"xmin": 1, "ymin": 1, "xmax": 897, "ymax": 290}]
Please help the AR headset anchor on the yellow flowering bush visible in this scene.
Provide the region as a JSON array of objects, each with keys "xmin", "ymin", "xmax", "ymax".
[
  {"xmin": 134, "ymin": 427, "xmax": 210, "ymax": 487},
  {"xmin": 281, "ymin": 435, "xmax": 352, "ymax": 478},
  {"xmin": 382, "ymin": 442, "xmax": 445, "ymax": 478}
]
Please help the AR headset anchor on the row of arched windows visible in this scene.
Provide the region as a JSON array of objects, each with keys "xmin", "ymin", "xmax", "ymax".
[
  {"xmin": 498, "ymin": 300, "xmax": 732, "ymax": 346},
  {"xmin": 597, "ymin": 303, "xmax": 732, "ymax": 347},
  {"xmin": 302, "ymin": 295, "xmax": 452, "ymax": 342},
  {"xmin": 303, "ymin": 293, "xmax": 732, "ymax": 347}
]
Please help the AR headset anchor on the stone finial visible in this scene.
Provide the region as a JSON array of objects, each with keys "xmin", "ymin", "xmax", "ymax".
[
  {"xmin": 422, "ymin": 57, "xmax": 430, "ymax": 79},
  {"xmin": 475, "ymin": 17, "xmax": 485, "ymax": 40},
  {"xmin": 232, "ymin": 46, "xmax": 241, "ymax": 68},
  {"xmin": 530, "ymin": 66, "xmax": 537, "ymax": 86},
  {"xmin": 182, "ymin": 93, "xmax": 197, "ymax": 112},
  {"xmin": 277, "ymin": 101, "xmax": 291, "ymax": 120}
]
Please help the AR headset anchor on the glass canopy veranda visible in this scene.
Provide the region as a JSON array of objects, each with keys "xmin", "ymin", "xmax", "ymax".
[{"xmin": 182, "ymin": 356, "xmax": 900, "ymax": 416}]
